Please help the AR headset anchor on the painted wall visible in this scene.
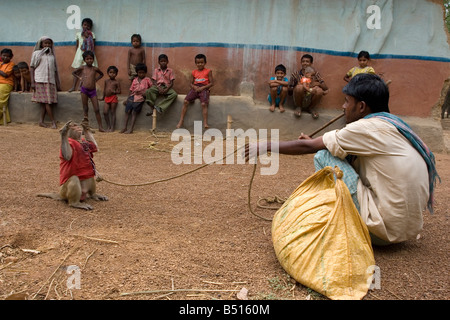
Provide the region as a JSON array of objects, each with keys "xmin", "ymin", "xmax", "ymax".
[{"xmin": 2, "ymin": 0, "xmax": 450, "ymax": 117}]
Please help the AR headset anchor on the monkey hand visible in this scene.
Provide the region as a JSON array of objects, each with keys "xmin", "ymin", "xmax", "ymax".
[
  {"xmin": 80, "ymin": 119, "xmax": 92, "ymax": 134},
  {"xmin": 60, "ymin": 120, "xmax": 73, "ymax": 136}
]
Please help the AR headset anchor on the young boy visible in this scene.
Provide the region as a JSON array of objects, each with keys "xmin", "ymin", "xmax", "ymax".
[
  {"xmin": 176, "ymin": 54, "xmax": 214, "ymax": 129},
  {"xmin": 12, "ymin": 65, "xmax": 21, "ymax": 92},
  {"xmin": 127, "ymin": 34, "xmax": 146, "ymax": 83},
  {"xmin": 268, "ymin": 64, "xmax": 289, "ymax": 113},
  {"xmin": 288, "ymin": 54, "xmax": 328, "ymax": 119},
  {"xmin": 17, "ymin": 62, "xmax": 31, "ymax": 92},
  {"xmin": 72, "ymin": 50, "xmax": 105, "ymax": 132},
  {"xmin": 99, "ymin": 66, "xmax": 121, "ymax": 132},
  {"xmin": 120, "ymin": 63, "xmax": 151, "ymax": 134},
  {"xmin": 145, "ymin": 54, "xmax": 177, "ymax": 116}
]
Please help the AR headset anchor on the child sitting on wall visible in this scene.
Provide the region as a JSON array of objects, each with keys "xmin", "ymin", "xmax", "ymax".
[
  {"xmin": 176, "ymin": 54, "xmax": 214, "ymax": 129},
  {"xmin": 268, "ymin": 64, "xmax": 289, "ymax": 113},
  {"xmin": 343, "ymin": 50, "xmax": 376, "ymax": 82}
]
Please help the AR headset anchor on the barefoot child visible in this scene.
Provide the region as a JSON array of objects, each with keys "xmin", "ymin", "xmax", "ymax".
[
  {"xmin": 268, "ymin": 64, "xmax": 288, "ymax": 113},
  {"xmin": 176, "ymin": 54, "xmax": 214, "ymax": 129},
  {"xmin": 99, "ymin": 66, "xmax": 121, "ymax": 132},
  {"xmin": 17, "ymin": 62, "xmax": 32, "ymax": 92},
  {"xmin": 127, "ymin": 34, "xmax": 146, "ymax": 84},
  {"xmin": 12, "ymin": 65, "xmax": 21, "ymax": 92},
  {"xmin": 30, "ymin": 36, "xmax": 61, "ymax": 129},
  {"xmin": 0, "ymin": 48, "xmax": 15, "ymax": 125},
  {"xmin": 72, "ymin": 50, "xmax": 105, "ymax": 131},
  {"xmin": 145, "ymin": 54, "xmax": 177, "ymax": 115},
  {"xmin": 69, "ymin": 18, "xmax": 98, "ymax": 92},
  {"xmin": 120, "ymin": 63, "xmax": 151, "ymax": 134}
]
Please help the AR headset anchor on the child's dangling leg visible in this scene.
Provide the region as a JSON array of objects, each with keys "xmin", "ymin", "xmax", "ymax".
[{"xmin": 201, "ymin": 102, "xmax": 209, "ymax": 129}]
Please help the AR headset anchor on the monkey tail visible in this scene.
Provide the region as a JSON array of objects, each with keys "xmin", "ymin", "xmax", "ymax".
[{"xmin": 37, "ymin": 193, "xmax": 63, "ymax": 201}]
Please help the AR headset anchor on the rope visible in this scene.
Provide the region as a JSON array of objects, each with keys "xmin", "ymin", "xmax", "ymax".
[
  {"xmin": 246, "ymin": 112, "xmax": 345, "ymax": 221},
  {"xmin": 97, "ymin": 138, "xmax": 245, "ymax": 187},
  {"xmin": 98, "ymin": 112, "xmax": 345, "ymax": 221}
]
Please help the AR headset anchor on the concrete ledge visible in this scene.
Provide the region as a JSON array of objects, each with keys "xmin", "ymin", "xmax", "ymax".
[{"xmin": 7, "ymin": 91, "xmax": 446, "ymax": 153}]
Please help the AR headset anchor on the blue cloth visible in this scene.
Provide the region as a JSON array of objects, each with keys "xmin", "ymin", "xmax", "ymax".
[
  {"xmin": 314, "ymin": 150, "xmax": 360, "ymax": 212},
  {"xmin": 267, "ymin": 76, "xmax": 288, "ymax": 106},
  {"xmin": 364, "ymin": 112, "xmax": 440, "ymax": 213}
]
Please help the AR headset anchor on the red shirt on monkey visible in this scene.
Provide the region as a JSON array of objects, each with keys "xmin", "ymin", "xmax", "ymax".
[{"xmin": 38, "ymin": 120, "xmax": 107, "ymax": 210}]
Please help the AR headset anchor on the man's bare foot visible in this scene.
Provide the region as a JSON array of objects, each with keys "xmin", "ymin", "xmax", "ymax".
[
  {"xmin": 119, "ymin": 128, "xmax": 127, "ymax": 133},
  {"xmin": 204, "ymin": 124, "xmax": 210, "ymax": 129},
  {"xmin": 123, "ymin": 129, "xmax": 133, "ymax": 134},
  {"xmin": 294, "ymin": 108, "xmax": 302, "ymax": 117},
  {"xmin": 51, "ymin": 122, "xmax": 57, "ymax": 129},
  {"xmin": 68, "ymin": 87, "xmax": 75, "ymax": 93},
  {"xmin": 39, "ymin": 122, "xmax": 49, "ymax": 128},
  {"xmin": 98, "ymin": 127, "xmax": 106, "ymax": 132},
  {"xmin": 176, "ymin": 122, "xmax": 183, "ymax": 129},
  {"xmin": 279, "ymin": 105, "xmax": 285, "ymax": 113},
  {"xmin": 269, "ymin": 105, "xmax": 275, "ymax": 112}
]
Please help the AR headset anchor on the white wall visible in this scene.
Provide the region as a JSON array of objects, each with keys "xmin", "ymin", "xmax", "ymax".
[{"xmin": 3, "ymin": 0, "xmax": 449, "ymax": 61}]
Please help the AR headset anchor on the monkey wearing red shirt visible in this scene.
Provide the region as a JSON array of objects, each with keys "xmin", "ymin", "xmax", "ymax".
[{"xmin": 38, "ymin": 120, "xmax": 108, "ymax": 210}]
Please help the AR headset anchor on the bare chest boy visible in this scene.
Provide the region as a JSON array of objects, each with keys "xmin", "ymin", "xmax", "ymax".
[
  {"xmin": 80, "ymin": 66, "xmax": 100, "ymax": 90},
  {"xmin": 129, "ymin": 47, "xmax": 145, "ymax": 66},
  {"xmin": 104, "ymin": 79, "xmax": 120, "ymax": 97}
]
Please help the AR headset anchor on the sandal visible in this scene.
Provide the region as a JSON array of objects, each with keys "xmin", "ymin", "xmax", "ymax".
[
  {"xmin": 311, "ymin": 112, "xmax": 319, "ymax": 119},
  {"xmin": 294, "ymin": 108, "xmax": 302, "ymax": 117}
]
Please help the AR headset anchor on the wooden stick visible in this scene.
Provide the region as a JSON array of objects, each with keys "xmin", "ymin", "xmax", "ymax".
[
  {"xmin": 120, "ymin": 288, "xmax": 240, "ymax": 297},
  {"xmin": 152, "ymin": 109, "xmax": 157, "ymax": 132},
  {"xmin": 309, "ymin": 112, "xmax": 345, "ymax": 138},
  {"xmin": 31, "ymin": 247, "xmax": 78, "ymax": 300},
  {"xmin": 73, "ymin": 234, "xmax": 119, "ymax": 245},
  {"xmin": 82, "ymin": 249, "xmax": 97, "ymax": 269}
]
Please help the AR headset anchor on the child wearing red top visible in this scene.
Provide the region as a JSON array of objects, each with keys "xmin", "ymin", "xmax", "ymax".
[{"xmin": 176, "ymin": 54, "xmax": 214, "ymax": 129}]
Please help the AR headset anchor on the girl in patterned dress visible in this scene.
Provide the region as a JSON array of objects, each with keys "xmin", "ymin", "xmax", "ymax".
[{"xmin": 30, "ymin": 36, "xmax": 61, "ymax": 129}]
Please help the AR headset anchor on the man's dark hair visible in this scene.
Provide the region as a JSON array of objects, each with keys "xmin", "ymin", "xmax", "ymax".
[
  {"xmin": 343, "ymin": 73, "xmax": 390, "ymax": 113},
  {"xmin": 195, "ymin": 54, "xmax": 207, "ymax": 63},
  {"xmin": 135, "ymin": 63, "xmax": 147, "ymax": 73},
  {"xmin": 275, "ymin": 64, "xmax": 286, "ymax": 74}
]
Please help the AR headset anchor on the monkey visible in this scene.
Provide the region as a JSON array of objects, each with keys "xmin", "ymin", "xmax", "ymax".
[{"xmin": 37, "ymin": 120, "xmax": 108, "ymax": 210}]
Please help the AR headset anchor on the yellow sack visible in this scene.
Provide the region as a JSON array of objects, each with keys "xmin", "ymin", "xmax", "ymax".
[{"xmin": 272, "ymin": 166, "xmax": 375, "ymax": 300}]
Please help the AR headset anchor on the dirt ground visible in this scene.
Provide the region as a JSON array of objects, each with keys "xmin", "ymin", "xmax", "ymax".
[{"xmin": 0, "ymin": 122, "xmax": 448, "ymax": 301}]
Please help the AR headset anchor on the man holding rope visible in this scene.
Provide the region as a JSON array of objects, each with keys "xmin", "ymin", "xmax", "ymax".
[{"xmin": 245, "ymin": 73, "xmax": 439, "ymax": 245}]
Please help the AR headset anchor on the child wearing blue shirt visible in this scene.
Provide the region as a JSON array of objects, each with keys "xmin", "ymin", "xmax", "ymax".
[{"xmin": 268, "ymin": 64, "xmax": 289, "ymax": 113}]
